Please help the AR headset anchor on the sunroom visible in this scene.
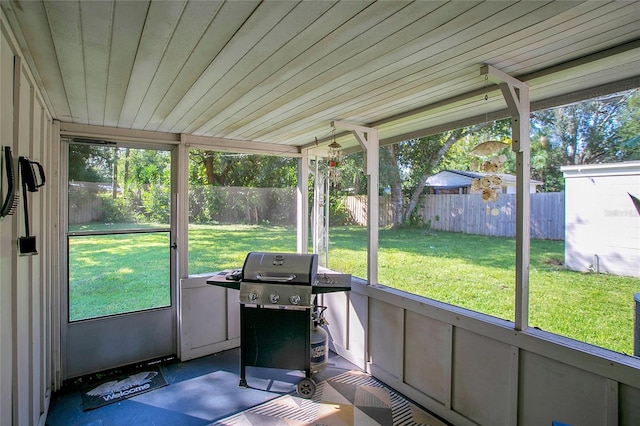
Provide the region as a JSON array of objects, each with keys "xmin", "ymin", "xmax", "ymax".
[{"xmin": 1, "ymin": 1, "xmax": 640, "ymax": 425}]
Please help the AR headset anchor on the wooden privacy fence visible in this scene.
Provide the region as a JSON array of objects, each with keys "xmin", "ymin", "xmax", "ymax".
[{"xmin": 343, "ymin": 192, "xmax": 565, "ymax": 240}]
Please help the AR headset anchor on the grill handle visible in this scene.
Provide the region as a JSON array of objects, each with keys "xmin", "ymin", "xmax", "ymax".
[{"xmin": 255, "ymin": 273, "xmax": 297, "ymax": 282}]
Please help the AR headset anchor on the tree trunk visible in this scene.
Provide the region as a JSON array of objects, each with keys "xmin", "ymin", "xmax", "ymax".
[
  {"xmin": 123, "ymin": 148, "xmax": 130, "ymax": 196},
  {"xmin": 384, "ymin": 145, "xmax": 404, "ymax": 228},
  {"xmin": 402, "ymin": 128, "xmax": 474, "ymax": 223},
  {"xmin": 204, "ymin": 151, "xmax": 216, "ymax": 185},
  {"xmin": 112, "ymin": 149, "xmax": 119, "ymax": 199}
]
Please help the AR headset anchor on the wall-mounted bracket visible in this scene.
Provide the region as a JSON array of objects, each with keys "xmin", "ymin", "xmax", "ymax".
[{"xmin": 481, "ymin": 64, "xmax": 530, "ymax": 153}]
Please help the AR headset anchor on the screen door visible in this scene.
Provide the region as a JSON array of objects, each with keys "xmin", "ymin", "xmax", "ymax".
[{"xmin": 64, "ymin": 141, "xmax": 176, "ymax": 378}]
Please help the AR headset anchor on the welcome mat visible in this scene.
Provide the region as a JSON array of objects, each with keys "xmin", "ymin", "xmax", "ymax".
[
  {"xmin": 81, "ymin": 365, "xmax": 167, "ymax": 411},
  {"xmin": 210, "ymin": 370, "xmax": 448, "ymax": 426}
]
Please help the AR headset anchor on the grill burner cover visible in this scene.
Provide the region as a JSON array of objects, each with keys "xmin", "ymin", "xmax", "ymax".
[
  {"xmin": 240, "ymin": 252, "xmax": 319, "ymax": 307},
  {"xmin": 241, "ymin": 252, "xmax": 318, "ymax": 285}
]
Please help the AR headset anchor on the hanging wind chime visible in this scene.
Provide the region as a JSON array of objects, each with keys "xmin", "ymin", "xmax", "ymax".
[
  {"xmin": 470, "ymin": 76, "xmax": 508, "ymax": 216},
  {"xmin": 326, "ymin": 128, "xmax": 342, "ymax": 186}
]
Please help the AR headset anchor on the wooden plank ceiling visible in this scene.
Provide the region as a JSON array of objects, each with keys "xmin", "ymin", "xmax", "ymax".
[{"xmin": 2, "ymin": 0, "xmax": 640, "ymax": 153}]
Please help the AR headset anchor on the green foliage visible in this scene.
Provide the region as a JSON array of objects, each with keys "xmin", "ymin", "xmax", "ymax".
[
  {"xmin": 68, "ymin": 144, "xmax": 114, "ymax": 182},
  {"xmin": 333, "ymin": 152, "xmax": 367, "ymax": 195},
  {"xmin": 98, "ymin": 194, "xmax": 135, "ymax": 223},
  {"xmin": 525, "ymin": 89, "xmax": 640, "ymax": 190},
  {"xmin": 328, "ymin": 195, "xmax": 355, "ymax": 226},
  {"xmin": 142, "ymin": 184, "xmax": 170, "ymax": 223},
  {"xmin": 189, "ymin": 150, "xmax": 297, "ymax": 187},
  {"xmin": 189, "ymin": 186, "xmax": 295, "ymax": 225}
]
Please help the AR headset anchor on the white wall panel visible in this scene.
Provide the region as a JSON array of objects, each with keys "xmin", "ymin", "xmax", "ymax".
[
  {"xmin": 324, "ymin": 283, "xmax": 640, "ymax": 426},
  {"xmin": 179, "ymin": 276, "xmax": 239, "ymax": 361},
  {"xmin": 227, "ymin": 287, "xmax": 240, "ymax": 340},
  {"xmin": 15, "ymin": 57, "xmax": 34, "ymax": 426},
  {"xmin": 369, "ymin": 298, "xmax": 403, "ymax": 378},
  {"xmin": 347, "ymin": 290, "xmax": 367, "ymax": 370},
  {"xmin": 452, "ymin": 328, "xmax": 515, "ymax": 425},
  {"xmin": 323, "ymin": 291, "xmax": 349, "ymax": 351},
  {"xmin": 0, "ymin": 32, "xmax": 14, "ymax": 426},
  {"xmin": 404, "ymin": 310, "xmax": 451, "ymax": 406},
  {"xmin": 620, "ymin": 383, "xmax": 640, "ymax": 425},
  {"xmin": 519, "ymin": 351, "xmax": 611, "ymax": 426}
]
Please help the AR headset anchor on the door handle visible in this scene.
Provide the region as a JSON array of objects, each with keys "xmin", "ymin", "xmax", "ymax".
[{"xmin": 171, "ymin": 243, "xmax": 177, "ymax": 250}]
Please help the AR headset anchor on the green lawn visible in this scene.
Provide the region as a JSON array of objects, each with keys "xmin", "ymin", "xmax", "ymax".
[
  {"xmin": 68, "ymin": 231, "xmax": 171, "ymax": 320},
  {"xmin": 69, "ymin": 224, "xmax": 640, "ymax": 355},
  {"xmin": 329, "ymin": 226, "xmax": 639, "ymax": 355}
]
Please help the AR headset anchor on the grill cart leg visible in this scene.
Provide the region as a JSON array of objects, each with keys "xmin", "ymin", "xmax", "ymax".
[{"xmin": 239, "ymin": 305, "xmax": 248, "ymax": 387}]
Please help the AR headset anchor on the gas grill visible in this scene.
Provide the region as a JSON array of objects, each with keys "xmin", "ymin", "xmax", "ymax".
[{"xmin": 207, "ymin": 252, "xmax": 351, "ymax": 398}]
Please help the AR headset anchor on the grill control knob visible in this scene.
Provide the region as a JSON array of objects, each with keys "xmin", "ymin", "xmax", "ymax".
[
  {"xmin": 269, "ymin": 293, "xmax": 280, "ymax": 304},
  {"xmin": 289, "ymin": 294, "xmax": 301, "ymax": 305},
  {"xmin": 248, "ymin": 292, "xmax": 259, "ymax": 303}
]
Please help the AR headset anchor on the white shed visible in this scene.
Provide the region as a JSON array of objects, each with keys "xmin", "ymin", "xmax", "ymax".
[
  {"xmin": 562, "ymin": 161, "xmax": 640, "ymax": 277},
  {"xmin": 425, "ymin": 170, "xmax": 542, "ymax": 194}
]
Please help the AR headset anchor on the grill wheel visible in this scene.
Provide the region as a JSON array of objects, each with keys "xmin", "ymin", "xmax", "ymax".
[{"xmin": 296, "ymin": 377, "xmax": 316, "ymax": 399}]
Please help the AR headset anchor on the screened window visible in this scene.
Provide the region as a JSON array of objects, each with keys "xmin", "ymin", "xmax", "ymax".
[{"xmin": 187, "ymin": 149, "xmax": 298, "ymax": 274}]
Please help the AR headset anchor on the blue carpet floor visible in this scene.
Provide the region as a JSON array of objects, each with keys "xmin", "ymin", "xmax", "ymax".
[{"xmin": 45, "ymin": 348, "xmax": 358, "ymax": 426}]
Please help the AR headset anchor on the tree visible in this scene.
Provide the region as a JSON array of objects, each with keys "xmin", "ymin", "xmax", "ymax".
[
  {"xmin": 617, "ymin": 90, "xmax": 640, "ymax": 160},
  {"xmin": 68, "ymin": 144, "xmax": 114, "ymax": 182},
  {"xmin": 189, "ymin": 150, "xmax": 297, "ymax": 187},
  {"xmin": 382, "ymin": 120, "xmax": 512, "ymax": 228},
  {"xmin": 525, "ymin": 89, "xmax": 639, "ymax": 191}
]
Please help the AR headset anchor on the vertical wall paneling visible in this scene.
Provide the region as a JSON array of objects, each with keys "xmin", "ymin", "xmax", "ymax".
[
  {"xmin": 368, "ymin": 298, "xmax": 403, "ymax": 378},
  {"xmin": 403, "ymin": 310, "xmax": 452, "ymax": 407},
  {"xmin": 178, "ymin": 276, "xmax": 240, "ymax": 361},
  {"xmin": 27, "ymin": 73, "xmax": 40, "ymax": 425},
  {"xmin": 519, "ymin": 351, "xmax": 609, "ymax": 425},
  {"xmin": 607, "ymin": 379, "xmax": 619, "ymax": 425},
  {"xmin": 36, "ymin": 102, "xmax": 48, "ymax": 417},
  {"xmin": 452, "ymin": 328, "xmax": 514, "ymax": 425},
  {"xmin": 323, "ymin": 291, "xmax": 349, "ymax": 354},
  {"xmin": 0, "ymin": 14, "xmax": 54, "ymax": 422},
  {"xmin": 619, "ymin": 383, "xmax": 640, "ymax": 425},
  {"xmin": 346, "ymin": 289, "xmax": 367, "ymax": 370},
  {"xmin": 227, "ymin": 287, "xmax": 240, "ymax": 339},
  {"xmin": 508, "ymin": 346, "xmax": 519, "ymax": 425},
  {"xmin": 0, "ymin": 30, "xmax": 14, "ymax": 426},
  {"xmin": 14, "ymin": 51, "xmax": 31, "ymax": 426},
  {"xmin": 50, "ymin": 120, "xmax": 61, "ymax": 392}
]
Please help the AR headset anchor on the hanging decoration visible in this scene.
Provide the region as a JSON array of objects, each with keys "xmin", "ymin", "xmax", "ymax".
[
  {"xmin": 326, "ymin": 128, "xmax": 342, "ymax": 185},
  {"xmin": 470, "ymin": 78, "xmax": 507, "ymax": 215}
]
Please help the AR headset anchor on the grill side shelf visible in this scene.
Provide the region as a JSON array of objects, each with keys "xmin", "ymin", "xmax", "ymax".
[
  {"xmin": 313, "ymin": 273, "xmax": 351, "ymax": 294},
  {"xmin": 206, "ymin": 270, "xmax": 241, "ymax": 290},
  {"xmin": 313, "ymin": 283, "xmax": 351, "ymax": 294}
]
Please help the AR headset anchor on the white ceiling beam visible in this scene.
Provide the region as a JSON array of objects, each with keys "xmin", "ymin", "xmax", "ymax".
[{"xmin": 182, "ymin": 134, "xmax": 302, "ymax": 157}]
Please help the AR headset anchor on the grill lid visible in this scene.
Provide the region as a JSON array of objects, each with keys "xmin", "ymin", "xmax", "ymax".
[{"xmin": 241, "ymin": 252, "xmax": 318, "ymax": 285}]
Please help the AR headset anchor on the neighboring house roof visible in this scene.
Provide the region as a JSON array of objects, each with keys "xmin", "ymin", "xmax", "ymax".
[{"xmin": 425, "ymin": 170, "xmax": 543, "ymax": 189}]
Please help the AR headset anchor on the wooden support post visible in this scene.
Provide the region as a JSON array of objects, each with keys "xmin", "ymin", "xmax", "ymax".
[
  {"xmin": 297, "ymin": 150, "xmax": 309, "ymax": 254},
  {"xmin": 481, "ymin": 65, "xmax": 531, "ymax": 331},
  {"xmin": 333, "ymin": 121, "xmax": 379, "ymax": 286}
]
